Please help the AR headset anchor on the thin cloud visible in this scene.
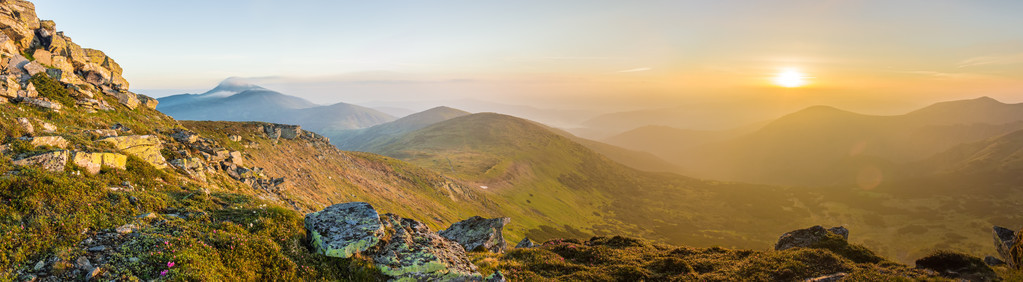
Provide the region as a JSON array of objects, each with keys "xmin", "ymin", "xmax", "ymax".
[
  {"xmin": 958, "ymin": 53, "xmax": 1023, "ymax": 68},
  {"xmin": 616, "ymin": 67, "xmax": 652, "ymax": 73}
]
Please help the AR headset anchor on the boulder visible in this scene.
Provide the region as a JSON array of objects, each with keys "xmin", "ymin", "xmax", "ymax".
[
  {"xmin": 775, "ymin": 225, "xmax": 849, "ymax": 251},
  {"xmin": 985, "ymin": 256, "xmax": 1006, "ymax": 266},
  {"xmin": 17, "ymin": 97, "xmax": 61, "ymax": 111},
  {"xmin": 136, "ymin": 94, "xmax": 157, "ymax": 109},
  {"xmin": 515, "ymin": 238, "xmax": 535, "ymax": 249},
  {"xmin": 915, "ymin": 251, "xmax": 997, "ymax": 281},
  {"xmin": 22, "ymin": 61, "xmax": 45, "ymax": 76},
  {"xmin": 72, "ymin": 151, "xmax": 127, "ymax": 175},
  {"xmin": 263, "ymin": 124, "xmax": 303, "ymax": 140},
  {"xmin": 374, "ymin": 213, "xmax": 480, "ymax": 280},
  {"xmin": 228, "ymin": 151, "xmax": 244, "ymax": 166},
  {"xmin": 103, "ymin": 89, "xmax": 139, "ymax": 109},
  {"xmin": 15, "ymin": 117, "xmax": 33, "ymax": 134},
  {"xmin": 993, "ymin": 226, "xmax": 1017, "ymax": 267},
  {"xmin": 304, "ymin": 202, "xmax": 385, "ymax": 258},
  {"xmin": 13, "ymin": 150, "xmax": 68, "ymax": 172},
  {"xmin": 170, "ymin": 130, "xmax": 199, "ymax": 143},
  {"xmin": 29, "ymin": 136, "xmax": 67, "ymax": 148},
  {"xmin": 438, "ymin": 216, "xmax": 511, "ymax": 253},
  {"xmin": 5, "ymin": 54, "xmax": 28, "ymax": 75},
  {"xmin": 100, "ymin": 135, "xmax": 167, "ymax": 169},
  {"xmin": 84, "ymin": 129, "xmax": 117, "ymax": 138},
  {"xmin": 32, "ymin": 48, "xmax": 52, "ymax": 66},
  {"xmin": 1, "ymin": 75, "xmax": 19, "ymax": 98}
]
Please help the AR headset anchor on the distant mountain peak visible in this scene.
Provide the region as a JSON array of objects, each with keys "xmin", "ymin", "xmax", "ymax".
[{"xmin": 202, "ymin": 77, "xmax": 265, "ymax": 97}]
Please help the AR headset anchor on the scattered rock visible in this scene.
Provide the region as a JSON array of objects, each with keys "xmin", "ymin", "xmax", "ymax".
[
  {"xmin": 16, "ymin": 97, "xmax": 62, "ymax": 111},
  {"xmin": 805, "ymin": 272, "xmax": 846, "ymax": 282},
  {"xmin": 75, "ymin": 256, "xmax": 92, "ymax": 270},
  {"xmin": 83, "ymin": 129, "xmax": 117, "ymax": 138},
  {"xmin": 100, "ymin": 135, "xmax": 167, "ymax": 169},
  {"xmin": 33, "ymin": 260, "xmax": 45, "ymax": 271},
  {"xmin": 775, "ymin": 225, "xmax": 849, "ymax": 251},
  {"xmin": 12, "ymin": 150, "xmax": 68, "ymax": 172},
  {"xmin": 304, "ymin": 202, "xmax": 385, "ymax": 258},
  {"xmin": 993, "ymin": 225, "xmax": 1017, "ymax": 267},
  {"xmin": 515, "ymin": 238, "xmax": 535, "ymax": 249},
  {"xmin": 984, "ymin": 256, "xmax": 1005, "ymax": 266},
  {"xmin": 37, "ymin": 120, "xmax": 56, "ymax": 133},
  {"xmin": 115, "ymin": 224, "xmax": 135, "ymax": 234},
  {"xmin": 228, "ymin": 151, "xmax": 244, "ymax": 166},
  {"xmin": 137, "ymin": 212, "xmax": 158, "ymax": 219},
  {"xmin": 374, "ymin": 213, "xmax": 480, "ymax": 281},
  {"xmin": 87, "ymin": 245, "xmax": 107, "ymax": 252},
  {"xmin": 439, "ymin": 216, "xmax": 511, "ymax": 253},
  {"xmin": 29, "ymin": 136, "xmax": 67, "ymax": 148},
  {"xmin": 485, "ymin": 270, "xmax": 507, "ymax": 282},
  {"xmin": 137, "ymin": 94, "xmax": 158, "ymax": 109},
  {"xmin": 16, "ymin": 117, "xmax": 33, "ymax": 135},
  {"xmin": 85, "ymin": 266, "xmax": 101, "ymax": 280},
  {"xmin": 71, "ymin": 151, "xmax": 127, "ymax": 175},
  {"xmin": 228, "ymin": 135, "xmax": 242, "ymax": 142},
  {"xmin": 23, "ymin": 61, "xmax": 45, "ymax": 76}
]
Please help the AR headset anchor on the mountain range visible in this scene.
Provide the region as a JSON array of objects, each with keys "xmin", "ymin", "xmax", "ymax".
[{"xmin": 157, "ymin": 78, "xmax": 396, "ymax": 134}]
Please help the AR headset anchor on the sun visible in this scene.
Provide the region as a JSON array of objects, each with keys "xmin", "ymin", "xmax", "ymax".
[{"xmin": 773, "ymin": 68, "xmax": 810, "ymax": 88}]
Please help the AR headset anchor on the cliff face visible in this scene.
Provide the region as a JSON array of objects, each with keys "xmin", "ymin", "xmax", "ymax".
[{"xmin": 0, "ymin": 0, "xmax": 151, "ymax": 109}]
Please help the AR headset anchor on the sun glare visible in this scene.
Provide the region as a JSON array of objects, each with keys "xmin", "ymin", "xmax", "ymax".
[{"xmin": 773, "ymin": 68, "xmax": 810, "ymax": 88}]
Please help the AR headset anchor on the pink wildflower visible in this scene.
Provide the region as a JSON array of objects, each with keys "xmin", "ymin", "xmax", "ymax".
[{"xmin": 167, "ymin": 262, "xmax": 175, "ymax": 268}]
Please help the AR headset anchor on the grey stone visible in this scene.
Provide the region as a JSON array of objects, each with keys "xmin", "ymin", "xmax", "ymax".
[
  {"xmin": 23, "ymin": 61, "xmax": 45, "ymax": 76},
  {"xmin": 304, "ymin": 202, "xmax": 385, "ymax": 258},
  {"xmin": 87, "ymin": 245, "xmax": 107, "ymax": 252},
  {"xmin": 515, "ymin": 237, "xmax": 535, "ymax": 249},
  {"xmin": 985, "ymin": 256, "xmax": 1006, "ymax": 266},
  {"xmin": 775, "ymin": 225, "xmax": 848, "ymax": 251},
  {"xmin": 12, "ymin": 150, "xmax": 68, "ymax": 172},
  {"xmin": 115, "ymin": 224, "xmax": 135, "ymax": 234},
  {"xmin": 33, "ymin": 260, "xmax": 45, "ymax": 271},
  {"xmin": 438, "ymin": 216, "xmax": 511, "ymax": 253},
  {"xmin": 993, "ymin": 226, "xmax": 1017, "ymax": 267},
  {"xmin": 75, "ymin": 256, "xmax": 92, "ymax": 270},
  {"xmin": 372, "ymin": 213, "xmax": 480, "ymax": 280}
]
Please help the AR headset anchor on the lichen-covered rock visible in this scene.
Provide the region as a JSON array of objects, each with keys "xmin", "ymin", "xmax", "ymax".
[
  {"xmin": 775, "ymin": 225, "xmax": 849, "ymax": 251},
  {"xmin": 13, "ymin": 150, "xmax": 68, "ymax": 171},
  {"xmin": 515, "ymin": 237, "xmax": 535, "ymax": 249},
  {"xmin": 17, "ymin": 96, "xmax": 61, "ymax": 111},
  {"xmin": 103, "ymin": 89, "xmax": 139, "ymax": 109},
  {"xmin": 263, "ymin": 123, "xmax": 302, "ymax": 140},
  {"xmin": 137, "ymin": 94, "xmax": 158, "ymax": 109},
  {"xmin": 304, "ymin": 202, "xmax": 385, "ymax": 258},
  {"xmin": 373, "ymin": 213, "xmax": 480, "ymax": 280},
  {"xmin": 29, "ymin": 135, "xmax": 67, "ymax": 148},
  {"xmin": 993, "ymin": 225, "xmax": 1017, "ymax": 267},
  {"xmin": 439, "ymin": 216, "xmax": 511, "ymax": 253},
  {"xmin": 15, "ymin": 117, "xmax": 33, "ymax": 134},
  {"xmin": 228, "ymin": 151, "xmax": 244, "ymax": 166},
  {"xmin": 100, "ymin": 135, "xmax": 167, "ymax": 169},
  {"xmin": 72, "ymin": 151, "xmax": 127, "ymax": 175}
]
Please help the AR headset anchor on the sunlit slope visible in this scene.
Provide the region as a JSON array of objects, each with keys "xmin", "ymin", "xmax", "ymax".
[{"xmin": 370, "ymin": 113, "xmax": 830, "ymax": 247}]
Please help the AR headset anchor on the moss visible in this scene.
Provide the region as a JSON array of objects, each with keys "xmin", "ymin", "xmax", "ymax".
[
  {"xmin": 29, "ymin": 73, "xmax": 75, "ymax": 108},
  {"xmin": 915, "ymin": 250, "xmax": 996, "ymax": 280}
]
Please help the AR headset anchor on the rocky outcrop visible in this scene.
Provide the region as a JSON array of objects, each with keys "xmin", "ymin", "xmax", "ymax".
[
  {"xmin": 100, "ymin": 135, "xmax": 167, "ymax": 169},
  {"xmin": 993, "ymin": 225, "xmax": 1017, "ymax": 267},
  {"xmin": 304, "ymin": 202, "xmax": 385, "ymax": 258},
  {"xmin": 515, "ymin": 238, "xmax": 535, "ymax": 249},
  {"xmin": 29, "ymin": 135, "xmax": 67, "ymax": 148},
  {"xmin": 775, "ymin": 225, "xmax": 849, "ymax": 251},
  {"xmin": 375, "ymin": 213, "xmax": 480, "ymax": 281},
  {"xmin": 13, "ymin": 150, "xmax": 68, "ymax": 171},
  {"xmin": 304, "ymin": 202, "xmax": 486, "ymax": 281},
  {"xmin": 71, "ymin": 151, "xmax": 127, "ymax": 175},
  {"xmin": 439, "ymin": 216, "xmax": 511, "ymax": 253},
  {"xmin": 1, "ymin": 0, "xmax": 144, "ymax": 115}
]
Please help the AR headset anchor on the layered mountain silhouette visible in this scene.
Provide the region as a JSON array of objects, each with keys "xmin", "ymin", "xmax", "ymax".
[
  {"xmin": 625, "ymin": 97, "xmax": 1023, "ymax": 187},
  {"xmin": 157, "ymin": 78, "xmax": 396, "ymax": 133}
]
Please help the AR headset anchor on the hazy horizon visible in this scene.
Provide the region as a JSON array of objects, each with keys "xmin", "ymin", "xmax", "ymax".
[{"xmin": 33, "ymin": 0, "xmax": 1023, "ymax": 128}]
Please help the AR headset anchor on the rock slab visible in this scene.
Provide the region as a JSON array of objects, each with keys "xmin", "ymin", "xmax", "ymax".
[
  {"xmin": 304, "ymin": 202, "xmax": 385, "ymax": 258},
  {"xmin": 993, "ymin": 225, "xmax": 1018, "ymax": 267},
  {"xmin": 439, "ymin": 216, "xmax": 511, "ymax": 253},
  {"xmin": 374, "ymin": 213, "xmax": 480, "ymax": 280},
  {"xmin": 100, "ymin": 135, "xmax": 167, "ymax": 169},
  {"xmin": 775, "ymin": 225, "xmax": 849, "ymax": 251}
]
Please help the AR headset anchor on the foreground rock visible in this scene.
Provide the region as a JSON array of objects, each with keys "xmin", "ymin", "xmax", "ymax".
[
  {"xmin": 439, "ymin": 216, "xmax": 511, "ymax": 253},
  {"xmin": 304, "ymin": 202, "xmax": 486, "ymax": 280},
  {"xmin": 100, "ymin": 135, "xmax": 167, "ymax": 168},
  {"xmin": 375, "ymin": 214, "xmax": 480, "ymax": 280},
  {"xmin": 993, "ymin": 225, "xmax": 1018, "ymax": 268},
  {"xmin": 304, "ymin": 202, "xmax": 385, "ymax": 258},
  {"xmin": 515, "ymin": 238, "xmax": 535, "ymax": 248},
  {"xmin": 71, "ymin": 151, "xmax": 127, "ymax": 174},
  {"xmin": 13, "ymin": 150, "xmax": 68, "ymax": 171},
  {"xmin": 775, "ymin": 225, "xmax": 849, "ymax": 251}
]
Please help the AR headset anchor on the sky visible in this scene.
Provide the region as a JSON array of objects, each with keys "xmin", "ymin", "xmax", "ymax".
[{"xmin": 31, "ymin": 0, "xmax": 1023, "ymax": 123}]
